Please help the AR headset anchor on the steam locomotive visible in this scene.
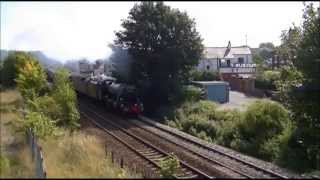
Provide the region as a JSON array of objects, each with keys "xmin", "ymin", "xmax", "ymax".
[{"xmin": 70, "ymin": 73, "xmax": 144, "ymax": 116}]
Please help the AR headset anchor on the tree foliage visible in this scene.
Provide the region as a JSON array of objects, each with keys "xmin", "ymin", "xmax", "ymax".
[
  {"xmin": 255, "ymin": 70, "xmax": 281, "ymax": 90},
  {"xmin": 18, "ymin": 111, "xmax": 58, "ymax": 140},
  {"xmin": 15, "ymin": 60, "xmax": 48, "ymax": 101},
  {"xmin": 258, "ymin": 42, "xmax": 276, "ymax": 61},
  {"xmin": 108, "ymin": 44, "xmax": 133, "ymax": 83},
  {"xmin": 189, "ymin": 70, "xmax": 220, "ymax": 81},
  {"xmin": 276, "ymin": 25, "xmax": 302, "ymax": 65},
  {"xmin": 114, "ymin": 2, "xmax": 204, "ymax": 108},
  {"xmin": 1, "ymin": 51, "xmax": 35, "ymax": 87},
  {"xmin": 51, "ymin": 68, "xmax": 80, "ymax": 131},
  {"xmin": 275, "ymin": 3, "xmax": 320, "ymax": 171},
  {"xmin": 233, "ymin": 100, "xmax": 291, "ymax": 160}
]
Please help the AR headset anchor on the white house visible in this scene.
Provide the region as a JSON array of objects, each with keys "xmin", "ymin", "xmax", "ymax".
[{"xmin": 197, "ymin": 41, "xmax": 255, "ymax": 74}]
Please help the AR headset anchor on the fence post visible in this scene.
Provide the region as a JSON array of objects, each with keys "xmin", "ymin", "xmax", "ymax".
[
  {"xmin": 120, "ymin": 157, "xmax": 124, "ymax": 168},
  {"xmin": 36, "ymin": 147, "xmax": 41, "ymax": 178},
  {"xmin": 31, "ymin": 130, "xmax": 35, "ymax": 160},
  {"xmin": 40, "ymin": 149, "xmax": 46, "ymax": 178},
  {"xmin": 111, "ymin": 151, "xmax": 114, "ymax": 164}
]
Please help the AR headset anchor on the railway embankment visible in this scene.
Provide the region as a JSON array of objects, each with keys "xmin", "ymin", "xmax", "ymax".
[{"xmin": 78, "ymin": 96, "xmax": 302, "ymax": 178}]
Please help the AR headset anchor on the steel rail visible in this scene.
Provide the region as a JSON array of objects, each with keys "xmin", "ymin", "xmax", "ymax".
[
  {"xmin": 138, "ymin": 115, "xmax": 289, "ymax": 179},
  {"xmin": 80, "ymin": 104, "xmax": 213, "ymax": 179},
  {"xmin": 122, "ymin": 118, "xmax": 254, "ymax": 178}
]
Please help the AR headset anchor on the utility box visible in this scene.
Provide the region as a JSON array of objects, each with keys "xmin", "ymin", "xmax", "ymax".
[{"xmin": 192, "ymin": 81, "xmax": 230, "ymax": 103}]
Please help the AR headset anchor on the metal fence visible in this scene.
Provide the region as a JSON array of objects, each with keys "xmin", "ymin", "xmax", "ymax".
[{"xmin": 26, "ymin": 128, "xmax": 47, "ymax": 178}]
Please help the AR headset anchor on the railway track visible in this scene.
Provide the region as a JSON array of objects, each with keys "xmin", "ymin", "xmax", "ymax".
[
  {"xmin": 79, "ymin": 103, "xmax": 212, "ymax": 179},
  {"xmin": 133, "ymin": 116, "xmax": 291, "ymax": 179},
  {"xmin": 79, "ymin": 97, "xmax": 296, "ymax": 179}
]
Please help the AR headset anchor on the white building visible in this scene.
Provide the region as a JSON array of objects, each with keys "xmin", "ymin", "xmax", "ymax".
[{"xmin": 197, "ymin": 41, "xmax": 255, "ymax": 74}]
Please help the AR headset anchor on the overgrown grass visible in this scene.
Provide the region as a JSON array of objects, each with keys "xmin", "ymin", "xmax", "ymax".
[
  {"xmin": 39, "ymin": 130, "xmax": 139, "ymax": 178},
  {"xmin": 0, "ymin": 89, "xmax": 34, "ymax": 178}
]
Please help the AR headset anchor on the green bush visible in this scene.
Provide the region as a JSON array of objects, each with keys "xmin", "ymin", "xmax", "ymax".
[
  {"xmin": 190, "ymin": 70, "xmax": 220, "ymax": 81},
  {"xmin": 169, "ymin": 100, "xmax": 222, "ymax": 142},
  {"xmin": 16, "ymin": 111, "xmax": 58, "ymax": 140},
  {"xmin": 215, "ymin": 110, "xmax": 242, "ymax": 146},
  {"xmin": 171, "ymin": 85, "xmax": 202, "ymax": 105},
  {"xmin": 159, "ymin": 153, "xmax": 180, "ymax": 178},
  {"xmin": 0, "ymin": 155, "xmax": 10, "ymax": 176},
  {"xmin": 52, "ymin": 68, "xmax": 80, "ymax": 130},
  {"xmin": 231, "ymin": 100, "xmax": 291, "ymax": 161},
  {"xmin": 182, "ymin": 100, "xmax": 218, "ymax": 118},
  {"xmin": 255, "ymin": 70, "xmax": 280, "ymax": 90},
  {"xmin": 166, "ymin": 82, "xmax": 317, "ymax": 173}
]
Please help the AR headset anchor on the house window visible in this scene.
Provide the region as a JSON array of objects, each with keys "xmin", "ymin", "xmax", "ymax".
[
  {"xmin": 206, "ymin": 65, "xmax": 210, "ymax": 70},
  {"xmin": 227, "ymin": 60, "xmax": 230, "ymax": 67},
  {"xmin": 238, "ymin": 57, "xmax": 244, "ymax": 64}
]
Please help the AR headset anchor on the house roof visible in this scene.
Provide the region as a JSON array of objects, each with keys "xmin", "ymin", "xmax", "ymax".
[{"xmin": 204, "ymin": 43, "xmax": 251, "ymax": 59}]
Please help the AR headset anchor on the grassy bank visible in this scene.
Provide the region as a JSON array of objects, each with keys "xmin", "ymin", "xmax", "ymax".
[
  {"xmin": 0, "ymin": 88, "xmax": 34, "ymax": 178},
  {"xmin": 0, "ymin": 88, "xmax": 138, "ymax": 178},
  {"xmin": 39, "ymin": 130, "xmax": 139, "ymax": 178}
]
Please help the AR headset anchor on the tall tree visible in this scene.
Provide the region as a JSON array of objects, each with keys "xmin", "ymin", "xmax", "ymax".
[
  {"xmin": 114, "ymin": 2, "xmax": 204, "ymax": 108},
  {"xmin": 1, "ymin": 51, "xmax": 35, "ymax": 87},
  {"xmin": 258, "ymin": 42, "xmax": 276, "ymax": 61},
  {"xmin": 276, "ymin": 25, "xmax": 302, "ymax": 66},
  {"xmin": 275, "ymin": 3, "xmax": 320, "ymax": 171}
]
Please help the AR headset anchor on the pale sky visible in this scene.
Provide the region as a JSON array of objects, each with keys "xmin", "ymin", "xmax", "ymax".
[{"xmin": 1, "ymin": 1, "xmax": 318, "ymax": 62}]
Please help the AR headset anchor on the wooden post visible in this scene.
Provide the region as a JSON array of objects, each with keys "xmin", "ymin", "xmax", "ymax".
[
  {"xmin": 111, "ymin": 151, "xmax": 114, "ymax": 164},
  {"xmin": 120, "ymin": 157, "xmax": 124, "ymax": 168}
]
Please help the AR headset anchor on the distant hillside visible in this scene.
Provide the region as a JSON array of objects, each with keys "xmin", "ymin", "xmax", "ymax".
[{"xmin": 0, "ymin": 49, "xmax": 62, "ymax": 69}]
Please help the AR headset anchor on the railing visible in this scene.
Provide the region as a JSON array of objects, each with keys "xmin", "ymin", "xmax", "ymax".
[
  {"xmin": 26, "ymin": 128, "xmax": 47, "ymax": 178},
  {"xmin": 219, "ymin": 67, "xmax": 256, "ymax": 74}
]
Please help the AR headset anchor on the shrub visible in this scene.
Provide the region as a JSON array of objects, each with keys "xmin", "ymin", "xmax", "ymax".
[
  {"xmin": 170, "ymin": 100, "xmax": 221, "ymax": 142},
  {"xmin": 159, "ymin": 153, "xmax": 180, "ymax": 178},
  {"xmin": 26, "ymin": 95, "xmax": 61, "ymax": 122},
  {"xmin": 171, "ymin": 85, "xmax": 202, "ymax": 105},
  {"xmin": 182, "ymin": 100, "xmax": 218, "ymax": 118},
  {"xmin": 190, "ymin": 70, "xmax": 220, "ymax": 81},
  {"xmin": 255, "ymin": 70, "xmax": 280, "ymax": 90},
  {"xmin": 0, "ymin": 155, "xmax": 10, "ymax": 176},
  {"xmin": 16, "ymin": 111, "xmax": 58, "ymax": 140},
  {"xmin": 232, "ymin": 100, "xmax": 291, "ymax": 161},
  {"xmin": 215, "ymin": 110, "xmax": 242, "ymax": 146},
  {"xmin": 52, "ymin": 68, "xmax": 80, "ymax": 130}
]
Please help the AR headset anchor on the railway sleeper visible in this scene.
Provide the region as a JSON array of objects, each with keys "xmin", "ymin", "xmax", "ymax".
[
  {"xmin": 138, "ymin": 148, "xmax": 154, "ymax": 154},
  {"xmin": 148, "ymin": 155, "xmax": 164, "ymax": 160},
  {"xmin": 144, "ymin": 153, "xmax": 162, "ymax": 158}
]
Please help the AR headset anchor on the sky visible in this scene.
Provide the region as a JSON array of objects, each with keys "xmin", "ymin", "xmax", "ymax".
[{"xmin": 1, "ymin": 1, "xmax": 318, "ymax": 63}]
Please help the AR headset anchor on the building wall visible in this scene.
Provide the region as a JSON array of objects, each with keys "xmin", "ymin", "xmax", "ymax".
[
  {"xmin": 197, "ymin": 53, "xmax": 253, "ymax": 72},
  {"xmin": 232, "ymin": 54, "xmax": 253, "ymax": 64},
  {"xmin": 197, "ymin": 58, "xmax": 218, "ymax": 71}
]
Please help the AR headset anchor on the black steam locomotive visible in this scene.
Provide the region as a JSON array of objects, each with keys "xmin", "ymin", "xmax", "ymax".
[{"xmin": 70, "ymin": 73, "xmax": 143, "ymax": 116}]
